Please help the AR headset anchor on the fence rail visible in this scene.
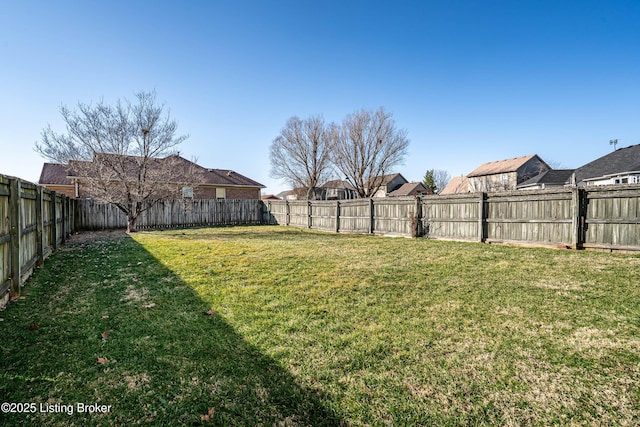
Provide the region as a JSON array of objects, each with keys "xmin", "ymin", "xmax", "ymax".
[{"xmin": 0, "ymin": 174, "xmax": 75, "ymax": 307}]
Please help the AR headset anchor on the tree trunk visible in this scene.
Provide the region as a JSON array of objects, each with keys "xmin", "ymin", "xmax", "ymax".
[{"xmin": 126, "ymin": 202, "xmax": 140, "ymax": 233}]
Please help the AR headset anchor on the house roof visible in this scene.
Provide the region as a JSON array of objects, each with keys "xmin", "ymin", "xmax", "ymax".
[
  {"xmin": 516, "ymin": 169, "xmax": 575, "ymax": 189},
  {"xmin": 203, "ymin": 168, "xmax": 265, "ymax": 188},
  {"xmin": 39, "ymin": 163, "xmax": 73, "ymax": 186},
  {"xmin": 39, "ymin": 154, "xmax": 265, "ymax": 188},
  {"xmin": 321, "ymin": 179, "xmax": 355, "ymax": 190},
  {"xmin": 367, "ymin": 173, "xmax": 407, "ymax": 186},
  {"xmin": 439, "ymin": 175, "xmax": 470, "ymax": 195},
  {"xmin": 261, "ymin": 194, "xmax": 281, "ymax": 200},
  {"xmin": 388, "ymin": 182, "xmax": 429, "ymax": 197},
  {"xmin": 574, "ymin": 144, "xmax": 640, "ymax": 184},
  {"xmin": 467, "ymin": 155, "xmax": 542, "ymax": 177}
]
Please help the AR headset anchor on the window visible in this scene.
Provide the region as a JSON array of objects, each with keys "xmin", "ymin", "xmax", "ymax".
[
  {"xmin": 502, "ymin": 173, "xmax": 509, "ymax": 186},
  {"xmin": 182, "ymin": 187, "xmax": 193, "ymax": 198},
  {"xmin": 216, "ymin": 188, "xmax": 226, "ymax": 199}
]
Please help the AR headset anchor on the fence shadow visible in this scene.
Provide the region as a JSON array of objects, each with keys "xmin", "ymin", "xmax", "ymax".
[{"xmin": 0, "ymin": 232, "xmax": 343, "ymax": 426}]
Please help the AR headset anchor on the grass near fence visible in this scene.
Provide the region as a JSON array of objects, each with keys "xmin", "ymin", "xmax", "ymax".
[{"xmin": 1, "ymin": 226, "xmax": 639, "ymax": 426}]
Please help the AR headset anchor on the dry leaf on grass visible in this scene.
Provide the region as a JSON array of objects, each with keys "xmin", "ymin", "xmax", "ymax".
[
  {"xmin": 29, "ymin": 324, "xmax": 39, "ymax": 330},
  {"xmin": 200, "ymin": 407, "xmax": 214, "ymax": 422},
  {"xmin": 143, "ymin": 302, "xmax": 156, "ymax": 309},
  {"xmin": 205, "ymin": 309, "xmax": 216, "ymax": 316},
  {"xmin": 101, "ymin": 315, "xmax": 109, "ymax": 320},
  {"xmin": 97, "ymin": 357, "xmax": 109, "ymax": 365},
  {"xmin": 101, "ymin": 331, "xmax": 109, "ymax": 340}
]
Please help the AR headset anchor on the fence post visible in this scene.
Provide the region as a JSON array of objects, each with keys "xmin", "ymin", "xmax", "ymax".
[
  {"xmin": 8, "ymin": 178, "xmax": 21, "ymax": 296},
  {"xmin": 285, "ymin": 200, "xmax": 290, "ymax": 226},
  {"xmin": 50, "ymin": 191, "xmax": 57, "ymax": 252},
  {"xmin": 308, "ymin": 201, "xmax": 312, "ymax": 229},
  {"xmin": 335, "ymin": 200, "xmax": 340, "ymax": 233},
  {"xmin": 571, "ymin": 187, "xmax": 585, "ymax": 249},
  {"xmin": 35, "ymin": 186, "xmax": 44, "ymax": 266},
  {"xmin": 61, "ymin": 195, "xmax": 67, "ymax": 244},
  {"xmin": 415, "ymin": 196, "xmax": 422, "ymax": 238},
  {"xmin": 369, "ymin": 198, "xmax": 375, "ymax": 234},
  {"xmin": 478, "ymin": 192, "xmax": 487, "ymax": 242}
]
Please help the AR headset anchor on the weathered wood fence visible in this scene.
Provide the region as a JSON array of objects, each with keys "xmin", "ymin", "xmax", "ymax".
[
  {"xmin": 263, "ymin": 185, "xmax": 640, "ymax": 251},
  {"xmin": 76, "ymin": 198, "xmax": 264, "ymax": 230},
  {"xmin": 0, "ymin": 174, "xmax": 75, "ymax": 307}
]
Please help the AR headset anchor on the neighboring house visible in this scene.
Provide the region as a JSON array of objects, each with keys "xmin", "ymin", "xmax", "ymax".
[
  {"xmin": 38, "ymin": 154, "xmax": 265, "ymax": 199},
  {"xmin": 38, "ymin": 163, "xmax": 77, "ymax": 198},
  {"xmin": 388, "ymin": 182, "xmax": 431, "ymax": 197},
  {"xmin": 276, "ymin": 190, "xmax": 295, "ymax": 200},
  {"xmin": 320, "ymin": 180, "xmax": 357, "ymax": 200},
  {"xmin": 440, "ymin": 175, "xmax": 470, "ymax": 195},
  {"xmin": 277, "ymin": 187, "xmax": 324, "ymax": 201},
  {"xmin": 516, "ymin": 169, "xmax": 575, "ymax": 190},
  {"xmin": 367, "ymin": 173, "xmax": 409, "ymax": 197},
  {"xmin": 467, "ymin": 154, "xmax": 550, "ymax": 192},
  {"xmin": 573, "ymin": 144, "xmax": 640, "ymax": 187}
]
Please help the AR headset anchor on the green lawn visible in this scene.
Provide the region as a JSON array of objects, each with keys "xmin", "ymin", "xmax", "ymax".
[{"xmin": 1, "ymin": 226, "xmax": 639, "ymax": 426}]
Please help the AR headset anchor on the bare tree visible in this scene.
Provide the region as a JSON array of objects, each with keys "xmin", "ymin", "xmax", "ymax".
[
  {"xmin": 433, "ymin": 169, "xmax": 451, "ymax": 194},
  {"xmin": 269, "ymin": 115, "xmax": 334, "ymax": 199},
  {"xmin": 36, "ymin": 90, "xmax": 196, "ymax": 232},
  {"xmin": 330, "ymin": 107, "xmax": 409, "ymax": 198}
]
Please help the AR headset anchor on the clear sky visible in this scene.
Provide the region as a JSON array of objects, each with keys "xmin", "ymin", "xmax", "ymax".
[{"xmin": 1, "ymin": 0, "xmax": 639, "ymax": 194}]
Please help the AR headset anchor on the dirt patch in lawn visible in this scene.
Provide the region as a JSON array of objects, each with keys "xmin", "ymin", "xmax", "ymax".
[{"xmin": 64, "ymin": 229, "xmax": 129, "ymax": 246}]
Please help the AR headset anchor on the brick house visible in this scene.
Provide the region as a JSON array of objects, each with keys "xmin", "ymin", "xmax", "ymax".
[{"xmin": 38, "ymin": 154, "xmax": 264, "ymax": 200}]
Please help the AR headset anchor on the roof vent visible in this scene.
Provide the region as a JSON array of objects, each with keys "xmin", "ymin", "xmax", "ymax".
[{"xmin": 227, "ymin": 171, "xmax": 233, "ymax": 177}]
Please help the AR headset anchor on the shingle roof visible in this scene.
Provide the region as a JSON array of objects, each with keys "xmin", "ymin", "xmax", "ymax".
[
  {"xmin": 440, "ymin": 175, "xmax": 469, "ymax": 195},
  {"xmin": 204, "ymin": 168, "xmax": 265, "ymax": 188},
  {"xmin": 389, "ymin": 182, "xmax": 428, "ymax": 197},
  {"xmin": 467, "ymin": 155, "xmax": 541, "ymax": 177},
  {"xmin": 574, "ymin": 144, "xmax": 640, "ymax": 184},
  {"xmin": 321, "ymin": 179, "xmax": 355, "ymax": 190},
  {"xmin": 39, "ymin": 163, "xmax": 72, "ymax": 185},
  {"xmin": 365, "ymin": 173, "xmax": 407, "ymax": 187},
  {"xmin": 517, "ymin": 169, "xmax": 575, "ymax": 188},
  {"xmin": 39, "ymin": 155, "xmax": 264, "ymax": 188}
]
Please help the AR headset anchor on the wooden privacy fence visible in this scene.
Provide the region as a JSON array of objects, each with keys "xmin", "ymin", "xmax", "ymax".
[
  {"xmin": 76, "ymin": 198, "xmax": 264, "ymax": 230},
  {"xmin": 263, "ymin": 185, "xmax": 640, "ymax": 251},
  {"xmin": 0, "ymin": 174, "xmax": 75, "ymax": 306}
]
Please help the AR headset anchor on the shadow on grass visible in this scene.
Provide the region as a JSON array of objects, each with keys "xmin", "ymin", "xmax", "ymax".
[{"xmin": 0, "ymin": 233, "xmax": 343, "ymax": 426}]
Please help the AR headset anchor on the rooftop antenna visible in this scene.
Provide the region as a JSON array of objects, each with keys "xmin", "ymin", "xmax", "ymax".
[{"xmin": 609, "ymin": 139, "xmax": 619, "ymax": 150}]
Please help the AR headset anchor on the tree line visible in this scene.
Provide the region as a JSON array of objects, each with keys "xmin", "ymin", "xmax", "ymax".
[{"xmin": 269, "ymin": 108, "xmax": 410, "ymax": 199}]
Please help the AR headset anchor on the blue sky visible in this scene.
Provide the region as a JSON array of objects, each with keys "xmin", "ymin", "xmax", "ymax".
[{"xmin": 1, "ymin": 0, "xmax": 639, "ymax": 194}]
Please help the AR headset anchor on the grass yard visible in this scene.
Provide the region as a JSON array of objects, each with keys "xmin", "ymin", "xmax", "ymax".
[{"xmin": 1, "ymin": 225, "xmax": 639, "ymax": 426}]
